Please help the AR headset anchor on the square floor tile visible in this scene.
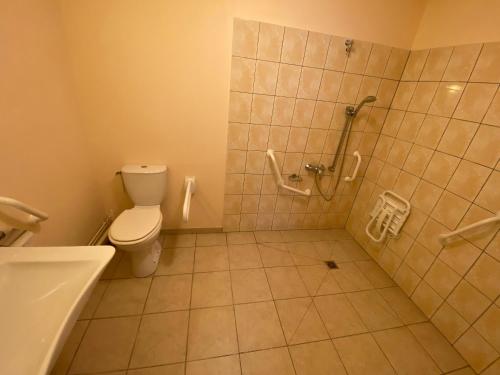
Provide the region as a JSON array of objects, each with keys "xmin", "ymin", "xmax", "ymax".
[
  {"xmin": 231, "ymin": 268, "xmax": 272, "ymax": 304},
  {"xmin": 144, "ymin": 274, "xmax": 192, "ymax": 313},
  {"xmin": 377, "ymin": 287, "xmax": 427, "ymax": 324},
  {"xmin": 235, "ymin": 301, "xmax": 286, "ymax": 352},
  {"xmin": 51, "ymin": 320, "xmax": 89, "ymax": 375},
  {"xmin": 191, "ymin": 271, "xmax": 233, "ymax": 308},
  {"xmin": 265, "ymin": 266, "xmax": 308, "ymax": 299},
  {"xmin": 164, "ymin": 234, "xmax": 196, "ymax": 248},
  {"xmin": 258, "ymin": 243, "xmax": 294, "ymax": 267},
  {"xmin": 70, "ymin": 316, "xmax": 140, "ymax": 373},
  {"xmin": 195, "ymin": 246, "xmax": 229, "ymax": 272},
  {"xmin": 79, "ymin": 280, "xmax": 108, "ymax": 319},
  {"xmin": 156, "ymin": 247, "xmax": 195, "ymax": 275},
  {"xmin": 94, "ymin": 278, "xmax": 151, "ymax": 318},
  {"xmin": 355, "ymin": 260, "xmax": 395, "ymax": 288},
  {"xmin": 275, "ymin": 297, "xmax": 329, "ymax": 344},
  {"xmin": 334, "ymin": 333, "xmax": 396, "ymax": 375},
  {"xmin": 228, "ymin": 244, "xmax": 263, "ymax": 269},
  {"xmin": 373, "ymin": 327, "xmax": 441, "ymax": 375},
  {"xmin": 289, "ymin": 340, "xmax": 347, "ymax": 375},
  {"xmin": 196, "ymin": 233, "xmax": 227, "ymax": 246},
  {"xmin": 128, "ymin": 363, "xmax": 185, "ymax": 375},
  {"xmin": 186, "ymin": 354, "xmax": 241, "ymax": 375},
  {"xmin": 254, "ymin": 231, "xmax": 284, "ymax": 243},
  {"xmin": 347, "ymin": 290, "xmax": 403, "ymax": 331},
  {"xmin": 297, "ymin": 265, "xmax": 342, "ymax": 296},
  {"xmin": 314, "ymin": 294, "xmax": 368, "ymax": 338},
  {"xmin": 130, "ymin": 311, "xmax": 189, "ymax": 368},
  {"xmin": 240, "ymin": 347, "xmax": 295, "ymax": 375},
  {"xmin": 227, "ymin": 232, "xmax": 256, "ymax": 244},
  {"xmin": 330, "ymin": 263, "xmax": 373, "ymax": 292},
  {"xmin": 187, "ymin": 306, "xmax": 238, "ymax": 360}
]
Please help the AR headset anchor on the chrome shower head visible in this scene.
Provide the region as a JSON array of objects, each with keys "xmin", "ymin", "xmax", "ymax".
[{"xmin": 355, "ymin": 95, "xmax": 376, "ymax": 113}]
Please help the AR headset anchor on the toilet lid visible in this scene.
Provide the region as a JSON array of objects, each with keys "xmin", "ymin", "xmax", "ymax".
[{"xmin": 109, "ymin": 206, "xmax": 162, "ymax": 242}]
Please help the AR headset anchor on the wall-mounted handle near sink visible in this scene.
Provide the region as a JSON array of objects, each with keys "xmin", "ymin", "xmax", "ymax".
[{"xmin": 344, "ymin": 151, "xmax": 361, "ymax": 182}]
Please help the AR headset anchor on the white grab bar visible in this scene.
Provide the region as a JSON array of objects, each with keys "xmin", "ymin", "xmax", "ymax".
[
  {"xmin": 266, "ymin": 150, "xmax": 311, "ymax": 196},
  {"xmin": 0, "ymin": 196, "xmax": 48, "ymax": 224},
  {"xmin": 183, "ymin": 176, "xmax": 196, "ymax": 222},
  {"xmin": 344, "ymin": 151, "xmax": 361, "ymax": 182},
  {"xmin": 439, "ymin": 212, "xmax": 500, "ymax": 245}
]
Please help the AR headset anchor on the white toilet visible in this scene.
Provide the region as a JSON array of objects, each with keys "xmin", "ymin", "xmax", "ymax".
[{"xmin": 108, "ymin": 164, "xmax": 166, "ymax": 277}]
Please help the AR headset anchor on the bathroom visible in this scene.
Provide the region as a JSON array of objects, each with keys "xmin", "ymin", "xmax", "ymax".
[{"xmin": 0, "ymin": 0, "xmax": 499, "ymax": 374}]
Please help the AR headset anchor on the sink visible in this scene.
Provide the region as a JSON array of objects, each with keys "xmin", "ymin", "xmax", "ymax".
[{"xmin": 0, "ymin": 246, "xmax": 115, "ymax": 375}]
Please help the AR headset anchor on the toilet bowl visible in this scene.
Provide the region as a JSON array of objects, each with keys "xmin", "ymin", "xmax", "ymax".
[{"xmin": 108, "ymin": 164, "xmax": 167, "ymax": 277}]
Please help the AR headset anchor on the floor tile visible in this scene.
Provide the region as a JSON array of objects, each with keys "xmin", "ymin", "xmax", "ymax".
[
  {"xmin": 347, "ymin": 290, "xmax": 403, "ymax": 331},
  {"xmin": 373, "ymin": 326, "xmax": 441, "ymax": 375},
  {"xmin": 112, "ymin": 253, "xmax": 135, "ymax": 278},
  {"xmin": 289, "ymin": 340, "xmax": 347, "ymax": 375},
  {"xmin": 79, "ymin": 280, "xmax": 109, "ymax": 319},
  {"xmin": 330, "ymin": 263, "xmax": 373, "ymax": 292},
  {"xmin": 334, "ymin": 333, "xmax": 396, "ymax": 375},
  {"xmin": 240, "ymin": 347, "xmax": 295, "ymax": 375},
  {"xmin": 70, "ymin": 316, "xmax": 140, "ymax": 373},
  {"xmin": 275, "ymin": 297, "xmax": 329, "ymax": 344},
  {"xmin": 195, "ymin": 246, "xmax": 229, "ymax": 272},
  {"xmin": 408, "ymin": 322, "xmax": 467, "ymax": 372},
  {"xmin": 314, "ymin": 294, "xmax": 368, "ymax": 338},
  {"xmin": 228, "ymin": 244, "xmax": 263, "ymax": 269},
  {"xmin": 164, "ymin": 234, "xmax": 196, "ymax": 248},
  {"xmin": 144, "ymin": 274, "xmax": 192, "ymax": 313},
  {"xmin": 186, "ymin": 354, "xmax": 241, "ymax": 375},
  {"xmin": 265, "ymin": 266, "xmax": 308, "ymax": 299},
  {"xmin": 156, "ymin": 247, "xmax": 195, "ymax": 275},
  {"xmin": 336, "ymin": 239, "xmax": 370, "ymax": 261},
  {"xmin": 227, "ymin": 231, "xmax": 256, "ymax": 244},
  {"xmin": 127, "ymin": 363, "xmax": 185, "ymax": 374},
  {"xmin": 297, "ymin": 265, "xmax": 342, "ymax": 296},
  {"xmin": 258, "ymin": 243, "xmax": 294, "ymax": 267},
  {"xmin": 51, "ymin": 320, "xmax": 89, "ymax": 375},
  {"xmin": 289, "ymin": 242, "xmax": 323, "ymax": 266},
  {"xmin": 187, "ymin": 306, "xmax": 238, "ymax": 360},
  {"xmin": 196, "ymin": 233, "xmax": 227, "ymax": 246},
  {"xmin": 235, "ymin": 301, "xmax": 286, "ymax": 352},
  {"xmin": 191, "ymin": 271, "xmax": 232, "ymax": 308},
  {"xmin": 311, "ymin": 241, "xmax": 335, "ymax": 260},
  {"xmin": 254, "ymin": 230, "xmax": 284, "ymax": 243},
  {"xmin": 231, "ymin": 268, "xmax": 272, "ymax": 304},
  {"xmin": 130, "ymin": 311, "xmax": 189, "ymax": 367},
  {"xmin": 377, "ymin": 287, "xmax": 427, "ymax": 324},
  {"xmin": 94, "ymin": 278, "xmax": 150, "ymax": 318},
  {"xmin": 354, "ymin": 260, "xmax": 395, "ymax": 288}
]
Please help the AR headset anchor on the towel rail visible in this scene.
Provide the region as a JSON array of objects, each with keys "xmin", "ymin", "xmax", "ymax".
[
  {"xmin": 266, "ymin": 149, "xmax": 311, "ymax": 196},
  {"xmin": 439, "ymin": 212, "xmax": 500, "ymax": 245}
]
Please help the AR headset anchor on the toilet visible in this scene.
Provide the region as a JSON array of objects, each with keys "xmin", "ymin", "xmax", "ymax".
[{"xmin": 108, "ymin": 164, "xmax": 166, "ymax": 277}]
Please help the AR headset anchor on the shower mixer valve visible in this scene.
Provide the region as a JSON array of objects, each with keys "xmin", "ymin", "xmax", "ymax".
[{"xmin": 305, "ymin": 163, "xmax": 326, "ymax": 175}]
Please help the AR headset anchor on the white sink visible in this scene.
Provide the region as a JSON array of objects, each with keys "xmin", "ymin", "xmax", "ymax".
[{"xmin": 0, "ymin": 246, "xmax": 115, "ymax": 375}]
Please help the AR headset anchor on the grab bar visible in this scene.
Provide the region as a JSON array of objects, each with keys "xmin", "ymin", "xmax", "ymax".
[
  {"xmin": 344, "ymin": 151, "xmax": 361, "ymax": 182},
  {"xmin": 183, "ymin": 176, "xmax": 196, "ymax": 222},
  {"xmin": 0, "ymin": 196, "xmax": 48, "ymax": 224},
  {"xmin": 266, "ymin": 149, "xmax": 311, "ymax": 196},
  {"xmin": 439, "ymin": 212, "xmax": 500, "ymax": 245}
]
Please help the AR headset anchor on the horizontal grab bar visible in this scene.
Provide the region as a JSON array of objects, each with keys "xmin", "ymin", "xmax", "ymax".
[
  {"xmin": 439, "ymin": 212, "xmax": 500, "ymax": 245},
  {"xmin": 0, "ymin": 196, "xmax": 48, "ymax": 224},
  {"xmin": 183, "ymin": 176, "xmax": 196, "ymax": 222},
  {"xmin": 266, "ymin": 150, "xmax": 311, "ymax": 196},
  {"xmin": 344, "ymin": 151, "xmax": 361, "ymax": 182}
]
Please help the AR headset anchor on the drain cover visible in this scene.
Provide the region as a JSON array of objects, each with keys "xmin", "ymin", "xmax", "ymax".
[{"xmin": 325, "ymin": 260, "xmax": 338, "ymax": 269}]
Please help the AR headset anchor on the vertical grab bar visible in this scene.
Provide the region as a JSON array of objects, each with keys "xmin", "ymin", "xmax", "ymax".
[
  {"xmin": 344, "ymin": 151, "xmax": 361, "ymax": 182},
  {"xmin": 183, "ymin": 177, "xmax": 196, "ymax": 222}
]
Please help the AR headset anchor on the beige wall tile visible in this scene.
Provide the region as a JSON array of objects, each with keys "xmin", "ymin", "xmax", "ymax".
[
  {"xmin": 439, "ymin": 239, "xmax": 481, "ymax": 276},
  {"xmin": 448, "ymin": 280, "xmax": 491, "ymax": 324},
  {"xmin": 245, "ymin": 150, "xmax": 265, "ymax": 173},
  {"xmin": 286, "ymin": 127, "xmax": 308, "ymax": 152},
  {"xmin": 292, "ymin": 99, "xmax": 315, "ymax": 127},
  {"xmin": 281, "ymin": 27, "xmax": 308, "ymax": 65},
  {"xmin": 297, "ymin": 67, "xmax": 322, "ymax": 99},
  {"xmin": 346, "ymin": 40, "xmax": 372, "ymax": 74},
  {"xmin": 431, "ymin": 302, "xmax": 469, "ymax": 342},
  {"xmin": 305, "ymin": 129, "xmax": 327, "ymax": 153},
  {"xmin": 411, "ymin": 281, "xmax": 443, "ymax": 317},
  {"xmin": 376, "ymin": 79, "xmax": 399, "ymax": 107},
  {"xmin": 459, "ymin": 204, "xmax": 498, "ymax": 249},
  {"xmin": 391, "ymin": 82, "xmax": 417, "ymax": 110},
  {"xmin": 454, "ymin": 83, "xmax": 497, "ymax": 122},
  {"xmin": 448, "ymin": 160, "xmax": 491, "ymax": 201},
  {"xmin": 272, "ymin": 96, "xmax": 295, "ymax": 125},
  {"xmin": 311, "ymin": 101, "xmax": 335, "ymax": 128},
  {"xmin": 229, "ymin": 92, "xmax": 252, "ymax": 122},
  {"xmin": 397, "ymin": 112, "xmax": 425, "ymax": 142},
  {"xmin": 276, "ymin": 63, "xmax": 301, "ymax": 97},
  {"xmin": 224, "ymin": 195, "xmax": 242, "ymax": 214},
  {"xmin": 243, "ymin": 174, "xmax": 263, "ymax": 195},
  {"xmin": 454, "ymin": 327, "xmax": 499, "ymax": 373},
  {"xmin": 253, "ymin": 60, "xmax": 279, "ymax": 95},
  {"xmin": 365, "ymin": 44, "xmax": 392, "ymax": 77},
  {"xmin": 431, "ymin": 190, "xmax": 470, "ymax": 230},
  {"xmin": 408, "ymin": 81, "xmax": 439, "ymax": 113},
  {"xmin": 257, "ymin": 22, "xmax": 284, "ymax": 62},
  {"xmin": 411, "ymin": 180, "xmax": 443, "ymax": 214},
  {"xmin": 403, "ymin": 144, "xmax": 433, "ymax": 176},
  {"xmin": 416, "ymin": 218, "xmax": 447, "ymax": 255},
  {"xmin": 393, "ymin": 170, "xmax": 419, "ymax": 200},
  {"xmin": 230, "ymin": 57, "xmax": 255, "ymax": 92},
  {"xmin": 232, "ymin": 19, "xmax": 259, "ymax": 58},
  {"xmin": 437, "ymin": 119, "xmax": 478, "ymax": 157},
  {"xmin": 443, "ymin": 44, "xmax": 482, "ymax": 82},
  {"xmin": 382, "ymin": 110, "xmax": 405, "ymax": 137},
  {"xmin": 475, "ymin": 170, "xmax": 500, "ymax": 212},
  {"xmin": 357, "ymin": 76, "xmax": 381, "ymax": 106},
  {"xmin": 484, "ymin": 88, "xmax": 500, "ymax": 126},
  {"xmin": 324, "ymin": 36, "xmax": 348, "ymax": 71},
  {"xmin": 251, "ymin": 94, "xmax": 273, "ymax": 124},
  {"xmin": 405, "ymin": 242, "xmax": 436, "ymax": 277},
  {"xmin": 420, "ymin": 47, "xmax": 453, "ymax": 81},
  {"xmin": 423, "ymin": 151, "xmax": 460, "ymax": 188},
  {"xmin": 268, "ymin": 126, "xmax": 290, "ymax": 151},
  {"xmin": 338, "ymin": 73, "xmax": 362, "ymax": 103},
  {"xmin": 247, "ymin": 125, "xmax": 269, "ymax": 151},
  {"xmin": 464, "ymin": 124, "xmax": 500, "ymax": 168},
  {"xmin": 384, "ymin": 48, "xmax": 409, "ymax": 80},
  {"xmin": 424, "ymin": 259, "xmax": 461, "ymax": 298},
  {"xmin": 303, "ymin": 31, "xmax": 330, "ymax": 68},
  {"xmin": 402, "ymin": 49, "xmax": 429, "ymax": 81},
  {"xmin": 428, "ymin": 82, "xmax": 465, "ymax": 117},
  {"xmin": 227, "ymin": 123, "xmax": 249, "ymax": 150},
  {"xmin": 239, "ymin": 213, "xmax": 257, "ymax": 230},
  {"xmin": 474, "ymin": 305, "xmax": 500, "ymax": 352},
  {"xmin": 465, "ymin": 254, "xmax": 500, "ymax": 300},
  {"xmin": 470, "ymin": 42, "xmax": 500, "ymax": 83}
]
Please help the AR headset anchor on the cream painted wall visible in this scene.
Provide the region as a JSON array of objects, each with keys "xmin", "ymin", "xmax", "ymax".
[
  {"xmin": 0, "ymin": 1, "xmax": 104, "ymax": 245},
  {"xmin": 412, "ymin": 0, "xmax": 500, "ymax": 49},
  {"xmin": 59, "ymin": 0, "xmax": 426, "ymax": 230}
]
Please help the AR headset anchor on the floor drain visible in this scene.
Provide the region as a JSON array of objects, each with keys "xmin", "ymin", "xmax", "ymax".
[{"xmin": 325, "ymin": 260, "xmax": 338, "ymax": 269}]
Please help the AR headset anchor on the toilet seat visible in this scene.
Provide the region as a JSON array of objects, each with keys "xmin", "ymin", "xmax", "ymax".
[{"xmin": 109, "ymin": 206, "xmax": 162, "ymax": 243}]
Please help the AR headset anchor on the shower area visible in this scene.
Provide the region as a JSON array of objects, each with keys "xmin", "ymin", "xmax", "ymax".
[{"xmin": 224, "ymin": 18, "xmax": 500, "ymax": 374}]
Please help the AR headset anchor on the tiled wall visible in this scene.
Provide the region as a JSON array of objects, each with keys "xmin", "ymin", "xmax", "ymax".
[
  {"xmin": 224, "ymin": 18, "xmax": 408, "ymax": 232},
  {"xmin": 347, "ymin": 43, "xmax": 500, "ymax": 373}
]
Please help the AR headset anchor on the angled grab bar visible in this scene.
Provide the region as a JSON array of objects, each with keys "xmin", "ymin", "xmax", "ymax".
[
  {"xmin": 183, "ymin": 176, "xmax": 196, "ymax": 222},
  {"xmin": 0, "ymin": 196, "xmax": 48, "ymax": 224},
  {"xmin": 266, "ymin": 149, "xmax": 311, "ymax": 196},
  {"xmin": 344, "ymin": 151, "xmax": 361, "ymax": 182},
  {"xmin": 439, "ymin": 212, "xmax": 500, "ymax": 245}
]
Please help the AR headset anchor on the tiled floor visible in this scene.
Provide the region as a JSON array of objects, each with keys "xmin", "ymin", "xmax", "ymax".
[{"xmin": 52, "ymin": 230, "xmax": 475, "ymax": 375}]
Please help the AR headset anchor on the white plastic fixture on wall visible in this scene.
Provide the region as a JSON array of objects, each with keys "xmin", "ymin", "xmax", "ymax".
[
  {"xmin": 344, "ymin": 151, "xmax": 361, "ymax": 182},
  {"xmin": 365, "ymin": 190, "xmax": 411, "ymax": 243},
  {"xmin": 266, "ymin": 149, "xmax": 311, "ymax": 196},
  {"xmin": 183, "ymin": 176, "xmax": 196, "ymax": 222}
]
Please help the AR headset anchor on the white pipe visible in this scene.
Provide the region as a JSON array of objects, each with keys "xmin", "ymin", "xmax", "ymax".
[
  {"xmin": 344, "ymin": 151, "xmax": 361, "ymax": 182},
  {"xmin": 0, "ymin": 196, "xmax": 48, "ymax": 224},
  {"xmin": 439, "ymin": 212, "xmax": 500, "ymax": 245},
  {"xmin": 266, "ymin": 149, "xmax": 311, "ymax": 196},
  {"xmin": 183, "ymin": 176, "xmax": 196, "ymax": 222}
]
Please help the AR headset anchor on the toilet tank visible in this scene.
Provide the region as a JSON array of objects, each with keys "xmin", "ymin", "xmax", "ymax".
[{"xmin": 121, "ymin": 164, "xmax": 167, "ymax": 206}]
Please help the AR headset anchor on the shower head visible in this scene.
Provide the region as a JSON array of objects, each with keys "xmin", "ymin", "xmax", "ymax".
[{"xmin": 354, "ymin": 95, "xmax": 377, "ymax": 114}]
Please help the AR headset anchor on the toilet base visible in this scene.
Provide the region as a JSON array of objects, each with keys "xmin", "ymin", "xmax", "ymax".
[{"xmin": 129, "ymin": 240, "xmax": 162, "ymax": 277}]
